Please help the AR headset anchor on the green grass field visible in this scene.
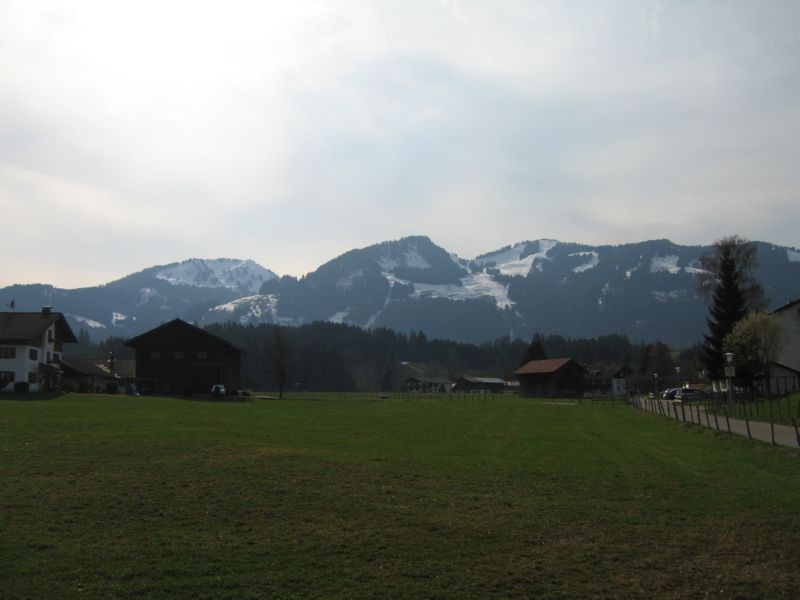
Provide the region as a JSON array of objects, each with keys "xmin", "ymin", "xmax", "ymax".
[{"xmin": 2, "ymin": 393, "xmax": 799, "ymax": 598}]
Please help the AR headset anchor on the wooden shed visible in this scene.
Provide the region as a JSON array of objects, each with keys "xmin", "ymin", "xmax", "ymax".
[
  {"xmin": 515, "ymin": 357, "xmax": 587, "ymax": 398},
  {"xmin": 124, "ymin": 319, "xmax": 243, "ymax": 395}
]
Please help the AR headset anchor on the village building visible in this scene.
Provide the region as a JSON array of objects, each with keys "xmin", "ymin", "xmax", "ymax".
[
  {"xmin": 773, "ymin": 298, "xmax": 800, "ymax": 375},
  {"xmin": 124, "ymin": 319, "xmax": 243, "ymax": 395},
  {"xmin": 584, "ymin": 364, "xmax": 633, "ymax": 397},
  {"xmin": 453, "ymin": 376, "xmax": 507, "ymax": 394},
  {"xmin": 0, "ymin": 307, "xmax": 77, "ymax": 392},
  {"xmin": 61, "ymin": 358, "xmax": 118, "ymax": 393},
  {"xmin": 515, "ymin": 357, "xmax": 587, "ymax": 398},
  {"xmin": 403, "ymin": 377, "xmax": 453, "ymax": 393}
]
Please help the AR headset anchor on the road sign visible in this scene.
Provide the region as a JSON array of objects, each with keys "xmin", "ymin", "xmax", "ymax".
[{"xmin": 724, "ymin": 365, "xmax": 736, "ymax": 378}]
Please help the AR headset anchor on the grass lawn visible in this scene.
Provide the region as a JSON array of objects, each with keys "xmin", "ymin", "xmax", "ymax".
[{"xmin": 2, "ymin": 393, "xmax": 799, "ymax": 598}]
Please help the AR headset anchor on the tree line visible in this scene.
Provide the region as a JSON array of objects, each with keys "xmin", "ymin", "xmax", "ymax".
[{"xmin": 66, "ymin": 321, "xmax": 670, "ymax": 393}]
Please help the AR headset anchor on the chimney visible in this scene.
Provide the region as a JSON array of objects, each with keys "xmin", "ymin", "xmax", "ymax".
[{"xmin": 41, "ymin": 306, "xmax": 52, "ymax": 316}]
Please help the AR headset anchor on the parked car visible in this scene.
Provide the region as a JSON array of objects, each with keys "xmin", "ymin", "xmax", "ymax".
[
  {"xmin": 211, "ymin": 384, "xmax": 226, "ymax": 397},
  {"xmin": 676, "ymin": 388, "xmax": 709, "ymax": 402},
  {"xmin": 661, "ymin": 388, "xmax": 679, "ymax": 400}
]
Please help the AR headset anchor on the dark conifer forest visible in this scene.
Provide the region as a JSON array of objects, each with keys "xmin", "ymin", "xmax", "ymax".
[{"xmin": 66, "ymin": 322, "xmax": 667, "ymax": 392}]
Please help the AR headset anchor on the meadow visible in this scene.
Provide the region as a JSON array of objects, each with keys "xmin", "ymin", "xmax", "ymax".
[{"xmin": 2, "ymin": 393, "xmax": 799, "ymax": 598}]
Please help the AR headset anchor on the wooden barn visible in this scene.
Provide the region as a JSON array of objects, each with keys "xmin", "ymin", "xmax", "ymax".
[
  {"xmin": 124, "ymin": 319, "xmax": 243, "ymax": 395},
  {"xmin": 515, "ymin": 357, "xmax": 587, "ymax": 398}
]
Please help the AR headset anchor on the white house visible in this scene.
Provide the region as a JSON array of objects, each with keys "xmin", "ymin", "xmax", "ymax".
[
  {"xmin": 773, "ymin": 298, "xmax": 800, "ymax": 372},
  {"xmin": 0, "ymin": 307, "xmax": 77, "ymax": 392}
]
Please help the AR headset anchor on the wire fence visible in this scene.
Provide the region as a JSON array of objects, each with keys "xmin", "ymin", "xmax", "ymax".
[{"xmin": 627, "ymin": 392, "xmax": 800, "ymax": 448}]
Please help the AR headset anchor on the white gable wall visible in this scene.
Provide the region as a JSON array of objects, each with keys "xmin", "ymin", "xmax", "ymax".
[{"xmin": 775, "ymin": 303, "xmax": 800, "ymax": 372}]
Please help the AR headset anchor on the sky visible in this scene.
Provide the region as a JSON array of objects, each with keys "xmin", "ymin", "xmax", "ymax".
[{"xmin": 1, "ymin": 0, "xmax": 799, "ymax": 288}]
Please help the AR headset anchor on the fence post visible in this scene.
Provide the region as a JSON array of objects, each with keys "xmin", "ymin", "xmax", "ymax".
[
  {"xmin": 743, "ymin": 410, "xmax": 752, "ymax": 440},
  {"xmin": 680, "ymin": 403, "xmax": 686, "ymax": 422},
  {"xmin": 769, "ymin": 397, "xmax": 776, "ymax": 446},
  {"xmin": 793, "ymin": 419, "xmax": 800, "ymax": 448},
  {"xmin": 723, "ymin": 405, "xmax": 731, "ymax": 434}
]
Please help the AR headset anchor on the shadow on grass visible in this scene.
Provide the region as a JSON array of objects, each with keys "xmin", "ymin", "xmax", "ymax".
[
  {"xmin": 175, "ymin": 394, "xmax": 253, "ymax": 404},
  {"xmin": 0, "ymin": 391, "xmax": 67, "ymax": 402}
]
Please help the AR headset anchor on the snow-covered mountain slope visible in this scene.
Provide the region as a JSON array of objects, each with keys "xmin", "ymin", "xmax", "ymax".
[
  {"xmin": 155, "ymin": 258, "xmax": 277, "ymax": 295},
  {"xmin": 0, "ymin": 258, "xmax": 278, "ymax": 341},
  {"xmin": 251, "ymin": 237, "xmax": 800, "ymax": 345},
  {"xmin": 2, "ymin": 239, "xmax": 799, "ymax": 346}
]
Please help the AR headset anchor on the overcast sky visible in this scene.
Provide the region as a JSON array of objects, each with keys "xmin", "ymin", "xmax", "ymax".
[{"xmin": 1, "ymin": 0, "xmax": 799, "ymax": 288}]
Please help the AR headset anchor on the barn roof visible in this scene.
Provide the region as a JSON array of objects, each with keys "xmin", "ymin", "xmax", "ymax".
[
  {"xmin": 124, "ymin": 318, "xmax": 243, "ymax": 353},
  {"xmin": 515, "ymin": 357, "xmax": 586, "ymax": 375},
  {"xmin": 0, "ymin": 311, "xmax": 77, "ymax": 344}
]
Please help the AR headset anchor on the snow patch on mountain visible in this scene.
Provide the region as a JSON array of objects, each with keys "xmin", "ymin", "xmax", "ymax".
[
  {"xmin": 208, "ymin": 294, "xmax": 279, "ymax": 324},
  {"xmin": 683, "ymin": 260, "xmax": 706, "ymax": 276},
  {"xmin": 137, "ymin": 288, "xmax": 162, "ymax": 305},
  {"xmin": 653, "ymin": 290, "xmax": 688, "ymax": 303},
  {"xmin": 413, "ymin": 273, "xmax": 512, "ymax": 309},
  {"xmin": 112, "ymin": 312, "xmax": 133, "ymax": 326},
  {"xmin": 571, "ymin": 252, "xmax": 599, "ymax": 273},
  {"xmin": 476, "ymin": 239, "xmax": 557, "ymax": 276},
  {"xmin": 337, "ymin": 270, "xmax": 364, "ymax": 290},
  {"xmin": 156, "ymin": 259, "xmax": 277, "ymax": 295},
  {"xmin": 650, "ymin": 255, "xmax": 681, "ymax": 275},
  {"xmin": 376, "ymin": 244, "xmax": 432, "ymax": 271},
  {"xmin": 69, "ymin": 314, "xmax": 107, "ymax": 329},
  {"xmin": 787, "ymin": 248, "xmax": 800, "ymax": 262},
  {"xmin": 328, "ymin": 310, "xmax": 350, "ymax": 324}
]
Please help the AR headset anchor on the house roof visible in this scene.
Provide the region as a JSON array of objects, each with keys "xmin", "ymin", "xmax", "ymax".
[
  {"xmin": 124, "ymin": 318, "xmax": 243, "ymax": 353},
  {"xmin": 515, "ymin": 357, "xmax": 586, "ymax": 375},
  {"xmin": 0, "ymin": 311, "xmax": 77, "ymax": 345},
  {"xmin": 405, "ymin": 377, "xmax": 453, "ymax": 385},
  {"xmin": 768, "ymin": 361, "xmax": 800, "ymax": 375},
  {"xmin": 458, "ymin": 376, "xmax": 507, "ymax": 385},
  {"xmin": 773, "ymin": 297, "xmax": 800, "ymax": 315},
  {"xmin": 61, "ymin": 359, "xmax": 115, "ymax": 378}
]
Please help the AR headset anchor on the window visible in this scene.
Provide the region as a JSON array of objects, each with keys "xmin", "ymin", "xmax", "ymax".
[
  {"xmin": 28, "ymin": 372, "xmax": 38, "ymax": 384},
  {"xmin": 173, "ymin": 351, "xmax": 184, "ymax": 359},
  {"xmin": 47, "ymin": 352, "xmax": 52, "ymax": 363},
  {"xmin": 29, "ymin": 348, "xmax": 38, "ymax": 361},
  {"xmin": 47, "ymin": 329, "xmax": 54, "ymax": 342},
  {"xmin": 0, "ymin": 371, "xmax": 15, "ymax": 382},
  {"xmin": 53, "ymin": 353, "xmax": 61, "ymax": 362},
  {"xmin": 196, "ymin": 351, "xmax": 208, "ymax": 359},
  {"xmin": 150, "ymin": 351, "xmax": 161, "ymax": 359},
  {"xmin": 0, "ymin": 347, "xmax": 16, "ymax": 359}
]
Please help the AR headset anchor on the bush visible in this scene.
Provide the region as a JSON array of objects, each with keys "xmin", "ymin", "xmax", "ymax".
[
  {"xmin": 14, "ymin": 381, "xmax": 29, "ymax": 394},
  {"xmin": 105, "ymin": 381, "xmax": 119, "ymax": 395}
]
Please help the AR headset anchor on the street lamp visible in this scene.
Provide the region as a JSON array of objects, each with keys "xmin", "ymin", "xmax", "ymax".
[
  {"xmin": 653, "ymin": 372, "xmax": 659, "ymax": 399},
  {"xmin": 674, "ymin": 365, "xmax": 681, "ymax": 388}
]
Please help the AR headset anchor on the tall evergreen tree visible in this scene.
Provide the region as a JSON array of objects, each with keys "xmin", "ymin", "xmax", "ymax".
[
  {"xmin": 520, "ymin": 333, "xmax": 547, "ymax": 366},
  {"xmin": 699, "ymin": 238, "xmax": 754, "ymax": 379}
]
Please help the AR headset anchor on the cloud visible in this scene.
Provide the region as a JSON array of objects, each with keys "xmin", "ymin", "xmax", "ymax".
[{"xmin": 1, "ymin": 1, "xmax": 799, "ymax": 287}]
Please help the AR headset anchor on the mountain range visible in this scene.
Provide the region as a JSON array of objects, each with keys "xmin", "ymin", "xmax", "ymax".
[{"xmin": 2, "ymin": 237, "xmax": 799, "ymax": 347}]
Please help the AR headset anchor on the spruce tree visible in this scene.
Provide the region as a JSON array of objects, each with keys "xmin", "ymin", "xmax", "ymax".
[
  {"xmin": 700, "ymin": 241, "xmax": 749, "ymax": 379},
  {"xmin": 520, "ymin": 333, "xmax": 547, "ymax": 366}
]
